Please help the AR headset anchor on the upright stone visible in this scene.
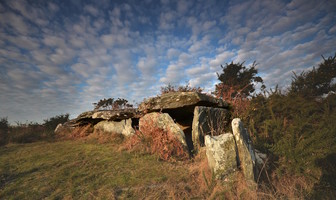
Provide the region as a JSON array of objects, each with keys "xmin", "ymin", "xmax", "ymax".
[
  {"xmin": 231, "ymin": 118, "xmax": 257, "ymax": 182},
  {"xmin": 192, "ymin": 106, "xmax": 230, "ymax": 151},
  {"xmin": 204, "ymin": 133, "xmax": 237, "ymax": 179},
  {"xmin": 139, "ymin": 112, "xmax": 187, "ymax": 148},
  {"xmin": 94, "ymin": 119, "xmax": 135, "ymax": 137}
]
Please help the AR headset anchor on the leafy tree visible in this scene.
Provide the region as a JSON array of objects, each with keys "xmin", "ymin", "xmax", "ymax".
[
  {"xmin": 214, "ymin": 61, "xmax": 265, "ymax": 118},
  {"xmin": 214, "ymin": 61, "xmax": 265, "ymax": 99},
  {"xmin": 289, "ymin": 53, "xmax": 336, "ymax": 98}
]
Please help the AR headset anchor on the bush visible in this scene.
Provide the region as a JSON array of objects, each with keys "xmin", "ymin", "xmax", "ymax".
[
  {"xmin": 0, "ymin": 117, "xmax": 9, "ymax": 145},
  {"xmin": 160, "ymin": 83, "xmax": 203, "ymax": 94},
  {"xmin": 43, "ymin": 114, "xmax": 69, "ymax": 134},
  {"xmin": 9, "ymin": 122, "xmax": 46, "ymax": 143}
]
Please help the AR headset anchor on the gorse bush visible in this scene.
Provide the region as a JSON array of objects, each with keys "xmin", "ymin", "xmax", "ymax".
[{"xmin": 244, "ymin": 54, "xmax": 336, "ymax": 198}]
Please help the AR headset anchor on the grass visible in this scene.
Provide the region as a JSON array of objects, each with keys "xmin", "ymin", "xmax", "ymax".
[
  {"xmin": 0, "ymin": 140, "xmax": 192, "ymax": 199},
  {"xmin": 0, "ymin": 136, "xmax": 317, "ymax": 199}
]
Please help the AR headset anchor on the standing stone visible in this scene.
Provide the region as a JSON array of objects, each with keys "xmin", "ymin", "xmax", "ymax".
[
  {"xmin": 231, "ymin": 118, "xmax": 257, "ymax": 182},
  {"xmin": 139, "ymin": 112, "xmax": 187, "ymax": 148},
  {"xmin": 204, "ymin": 133, "xmax": 238, "ymax": 179},
  {"xmin": 94, "ymin": 119, "xmax": 135, "ymax": 137},
  {"xmin": 192, "ymin": 106, "xmax": 230, "ymax": 151}
]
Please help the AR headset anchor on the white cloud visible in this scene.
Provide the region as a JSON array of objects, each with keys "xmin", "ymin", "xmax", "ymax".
[
  {"xmin": 0, "ymin": 0, "xmax": 335, "ymax": 123},
  {"xmin": 84, "ymin": 5, "xmax": 99, "ymax": 16},
  {"xmin": 209, "ymin": 51, "xmax": 235, "ymax": 68}
]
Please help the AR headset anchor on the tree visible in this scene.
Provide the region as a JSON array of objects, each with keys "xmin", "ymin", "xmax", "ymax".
[
  {"xmin": 214, "ymin": 61, "xmax": 265, "ymax": 100},
  {"xmin": 289, "ymin": 53, "xmax": 336, "ymax": 98}
]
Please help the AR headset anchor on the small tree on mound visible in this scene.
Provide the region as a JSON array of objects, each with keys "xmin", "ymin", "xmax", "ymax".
[
  {"xmin": 160, "ymin": 83, "xmax": 203, "ymax": 94},
  {"xmin": 214, "ymin": 61, "xmax": 265, "ymax": 118},
  {"xmin": 93, "ymin": 98, "xmax": 133, "ymax": 110}
]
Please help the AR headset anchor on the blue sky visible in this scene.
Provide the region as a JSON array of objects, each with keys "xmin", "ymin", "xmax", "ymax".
[{"xmin": 0, "ymin": 0, "xmax": 335, "ymax": 123}]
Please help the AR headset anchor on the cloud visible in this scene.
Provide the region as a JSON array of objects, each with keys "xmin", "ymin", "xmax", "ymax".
[
  {"xmin": 84, "ymin": 5, "xmax": 99, "ymax": 16},
  {"xmin": 209, "ymin": 51, "xmax": 235, "ymax": 67},
  {"xmin": 0, "ymin": 0, "xmax": 335, "ymax": 123}
]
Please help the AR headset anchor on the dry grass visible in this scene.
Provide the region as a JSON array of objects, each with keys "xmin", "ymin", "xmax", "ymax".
[
  {"xmin": 215, "ymin": 84, "xmax": 251, "ymax": 119},
  {"xmin": 122, "ymin": 118, "xmax": 189, "ymax": 161},
  {"xmin": 52, "ymin": 121, "xmax": 315, "ymax": 199}
]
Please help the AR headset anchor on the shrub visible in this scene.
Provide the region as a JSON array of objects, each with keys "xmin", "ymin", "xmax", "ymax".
[
  {"xmin": 9, "ymin": 122, "xmax": 45, "ymax": 143},
  {"xmin": 93, "ymin": 98, "xmax": 133, "ymax": 110},
  {"xmin": 160, "ymin": 83, "xmax": 203, "ymax": 94},
  {"xmin": 43, "ymin": 114, "xmax": 69, "ymax": 135},
  {"xmin": 0, "ymin": 117, "xmax": 9, "ymax": 145}
]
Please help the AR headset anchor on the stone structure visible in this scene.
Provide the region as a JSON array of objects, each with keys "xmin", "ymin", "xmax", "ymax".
[
  {"xmin": 204, "ymin": 133, "xmax": 237, "ymax": 179},
  {"xmin": 139, "ymin": 112, "xmax": 187, "ymax": 148},
  {"xmin": 192, "ymin": 106, "xmax": 230, "ymax": 151},
  {"xmin": 76, "ymin": 108, "xmax": 138, "ymax": 124},
  {"xmin": 94, "ymin": 119, "xmax": 135, "ymax": 137},
  {"xmin": 55, "ymin": 92, "xmax": 261, "ymax": 183},
  {"xmin": 232, "ymin": 118, "xmax": 257, "ymax": 182},
  {"xmin": 138, "ymin": 92, "xmax": 229, "ymax": 113}
]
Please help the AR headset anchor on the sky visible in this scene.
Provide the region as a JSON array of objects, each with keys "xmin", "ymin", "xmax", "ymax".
[{"xmin": 0, "ymin": 0, "xmax": 335, "ymax": 123}]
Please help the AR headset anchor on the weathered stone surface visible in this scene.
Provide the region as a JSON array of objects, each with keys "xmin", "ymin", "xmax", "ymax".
[
  {"xmin": 76, "ymin": 109, "xmax": 138, "ymax": 123},
  {"xmin": 192, "ymin": 106, "xmax": 230, "ymax": 151},
  {"xmin": 204, "ymin": 133, "xmax": 237, "ymax": 179},
  {"xmin": 232, "ymin": 118, "xmax": 257, "ymax": 182},
  {"xmin": 54, "ymin": 119, "xmax": 78, "ymax": 134},
  {"xmin": 138, "ymin": 92, "xmax": 229, "ymax": 113},
  {"xmin": 94, "ymin": 119, "xmax": 135, "ymax": 137},
  {"xmin": 139, "ymin": 112, "xmax": 187, "ymax": 148}
]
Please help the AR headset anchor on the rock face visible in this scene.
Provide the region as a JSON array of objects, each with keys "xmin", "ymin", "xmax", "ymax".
[
  {"xmin": 139, "ymin": 112, "xmax": 187, "ymax": 148},
  {"xmin": 94, "ymin": 119, "xmax": 135, "ymax": 137},
  {"xmin": 54, "ymin": 119, "xmax": 78, "ymax": 134},
  {"xmin": 76, "ymin": 109, "xmax": 138, "ymax": 124},
  {"xmin": 231, "ymin": 118, "xmax": 257, "ymax": 182},
  {"xmin": 138, "ymin": 92, "xmax": 229, "ymax": 113},
  {"xmin": 192, "ymin": 106, "xmax": 230, "ymax": 151},
  {"xmin": 204, "ymin": 133, "xmax": 237, "ymax": 179}
]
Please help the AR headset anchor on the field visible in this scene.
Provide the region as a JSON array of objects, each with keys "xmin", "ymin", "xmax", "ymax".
[{"xmin": 0, "ymin": 140, "xmax": 198, "ymax": 199}]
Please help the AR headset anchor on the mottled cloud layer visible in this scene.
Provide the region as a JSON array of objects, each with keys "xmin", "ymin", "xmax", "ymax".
[{"xmin": 0, "ymin": 0, "xmax": 335, "ymax": 123}]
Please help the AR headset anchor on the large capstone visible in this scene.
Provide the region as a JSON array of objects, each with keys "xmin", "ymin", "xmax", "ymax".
[
  {"xmin": 231, "ymin": 118, "xmax": 257, "ymax": 182},
  {"xmin": 138, "ymin": 92, "xmax": 229, "ymax": 113},
  {"xmin": 139, "ymin": 112, "xmax": 187, "ymax": 148},
  {"xmin": 76, "ymin": 109, "xmax": 138, "ymax": 124},
  {"xmin": 94, "ymin": 119, "xmax": 135, "ymax": 137},
  {"xmin": 204, "ymin": 133, "xmax": 238, "ymax": 179},
  {"xmin": 192, "ymin": 106, "xmax": 230, "ymax": 151}
]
